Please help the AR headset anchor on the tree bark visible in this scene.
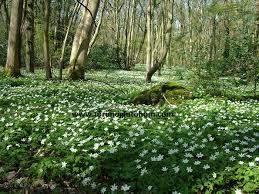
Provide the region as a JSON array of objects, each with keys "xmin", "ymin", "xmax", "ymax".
[
  {"xmin": 25, "ymin": 0, "xmax": 35, "ymax": 73},
  {"xmin": 123, "ymin": 0, "xmax": 130, "ymax": 70},
  {"xmin": 209, "ymin": 16, "xmax": 216, "ymax": 61},
  {"xmin": 43, "ymin": 0, "xmax": 52, "ymax": 79},
  {"xmin": 87, "ymin": 0, "xmax": 107, "ymax": 56},
  {"xmin": 114, "ymin": 0, "xmax": 122, "ymax": 68},
  {"xmin": 223, "ymin": 0, "xmax": 230, "ymax": 59},
  {"xmin": 5, "ymin": 0, "xmax": 24, "ymax": 77},
  {"xmin": 158, "ymin": 2, "xmax": 166, "ymax": 76},
  {"xmin": 126, "ymin": 0, "xmax": 136, "ymax": 70},
  {"xmin": 59, "ymin": 3, "xmax": 80, "ymax": 80},
  {"xmin": 146, "ymin": 0, "xmax": 152, "ymax": 78},
  {"xmin": 146, "ymin": 0, "xmax": 174, "ymax": 83},
  {"xmin": 2, "ymin": 0, "xmax": 10, "ymax": 38},
  {"xmin": 67, "ymin": 0, "xmax": 100, "ymax": 80},
  {"xmin": 254, "ymin": 0, "xmax": 259, "ymax": 96}
]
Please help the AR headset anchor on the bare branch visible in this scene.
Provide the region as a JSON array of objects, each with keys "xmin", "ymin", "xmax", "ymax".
[{"xmin": 75, "ymin": 0, "xmax": 97, "ymax": 27}]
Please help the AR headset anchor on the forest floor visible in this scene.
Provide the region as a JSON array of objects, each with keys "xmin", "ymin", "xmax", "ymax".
[{"xmin": 0, "ymin": 66, "xmax": 258, "ymax": 193}]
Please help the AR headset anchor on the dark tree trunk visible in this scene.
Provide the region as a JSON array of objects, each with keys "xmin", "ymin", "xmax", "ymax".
[
  {"xmin": 5, "ymin": 0, "xmax": 24, "ymax": 77},
  {"xmin": 43, "ymin": 0, "xmax": 52, "ymax": 79},
  {"xmin": 25, "ymin": 0, "xmax": 35, "ymax": 73}
]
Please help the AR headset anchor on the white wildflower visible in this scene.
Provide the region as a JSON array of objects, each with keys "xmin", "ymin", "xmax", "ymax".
[
  {"xmin": 61, "ymin": 161, "xmax": 67, "ymax": 168},
  {"xmin": 203, "ymin": 164, "xmax": 210, "ymax": 170},
  {"xmin": 162, "ymin": 167, "xmax": 168, "ymax": 172},
  {"xmin": 101, "ymin": 187, "xmax": 107, "ymax": 193},
  {"xmin": 173, "ymin": 166, "xmax": 180, "ymax": 173},
  {"xmin": 249, "ymin": 162, "xmax": 255, "ymax": 167},
  {"xmin": 186, "ymin": 167, "xmax": 193, "ymax": 173},
  {"xmin": 70, "ymin": 147, "xmax": 78, "ymax": 153},
  {"xmin": 111, "ymin": 184, "xmax": 118, "ymax": 191},
  {"xmin": 121, "ymin": 184, "xmax": 130, "ymax": 192}
]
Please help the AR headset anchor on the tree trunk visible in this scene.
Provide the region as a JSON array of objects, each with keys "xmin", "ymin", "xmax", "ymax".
[
  {"xmin": 3, "ymin": 0, "xmax": 10, "ymax": 38},
  {"xmin": 67, "ymin": 0, "xmax": 100, "ymax": 80},
  {"xmin": 54, "ymin": 1, "xmax": 62, "ymax": 51},
  {"xmin": 223, "ymin": 0, "xmax": 230, "ymax": 59},
  {"xmin": 209, "ymin": 16, "xmax": 216, "ymax": 61},
  {"xmin": 135, "ymin": 24, "xmax": 147, "ymax": 64},
  {"xmin": 87, "ymin": 0, "xmax": 107, "ymax": 56},
  {"xmin": 5, "ymin": 0, "xmax": 24, "ymax": 77},
  {"xmin": 254, "ymin": 0, "xmax": 259, "ymax": 96},
  {"xmin": 25, "ymin": 0, "xmax": 35, "ymax": 73},
  {"xmin": 59, "ymin": 3, "xmax": 80, "ymax": 80},
  {"xmin": 187, "ymin": 0, "xmax": 193, "ymax": 60},
  {"xmin": 43, "ymin": 0, "xmax": 52, "ymax": 79},
  {"xmin": 158, "ymin": 2, "xmax": 166, "ymax": 76},
  {"xmin": 146, "ymin": 0, "xmax": 174, "ymax": 83},
  {"xmin": 146, "ymin": 0, "xmax": 152, "ymax": 79},
  {"xmin": 126, "ymin": 0, "xmax": 136, "ymax": 70},
  {"xmin": 114, "ymin": 0, "xmax": 122, "ymax": 68},
  {"xmin": 123, "ymin": 0, "xmax": 130, "ymax": 70}
]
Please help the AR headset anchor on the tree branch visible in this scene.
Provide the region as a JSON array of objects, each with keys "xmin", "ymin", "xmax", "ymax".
[{"xmin": 76, "ymin": 0, "xmax": 97, "ymax": 27}]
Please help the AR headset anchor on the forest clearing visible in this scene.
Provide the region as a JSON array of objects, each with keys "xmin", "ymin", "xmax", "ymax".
[{"xmin": 0, "ymin": 0, "xmax": 259, "ymax": 193}]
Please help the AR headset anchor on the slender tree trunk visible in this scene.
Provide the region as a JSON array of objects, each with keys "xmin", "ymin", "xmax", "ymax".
[
  {"xmin": 223, "ymin": 0, "xmax": 230, "ymax": 59},
  {"xmin": 134, "ymin": 2, "xmax": 147, "ymax": 63},
  {"xmin": 0, "ymin": 1, "xmax": 3, "ymax": 10},
  {"xmin": 126, "ymin": 0, "xmax": 136, "ymax": 70},
  {"xmin": 54, "ymin": 2, "xmax": 62, "ymax": 51},
  {"xmin": 157, "ymin": 23, "xmax": 163, "ymax": 76},
  {"xmin": 115, "ymin": 0, "xmax": 121, "ymax": 68},
  {"xmin": 135, "ymin": 24, "xmax": 147, "ymax": 64},
  {"xmin": 87, "ymin": 0, "xmax": 107, "ymax": 56},
  {"xmin": 59, "ymin": 3, "xmax": 80, "ymax": 80},
  {"xmin": 3, "ymin": 0, "xmax": 10, "ymax": 38},
  {"xmin": 158, "ymin": 3, "xmax": 166, "ymax": 76},
  {"xmin": 146, "ymin": 0, "xmax": 174, "ymax": 83},
  {"xmin": 5, "ymin": 0, "xmax": 24, "ymax": 77},
  {"xmin": 124, "ymin": 0, "xmax": 130, "ymax": 70},
  {"xmin": 68, "ymin": 0, "xmax": 100, "ymax": 80},
  {"xmin": 43, "ymin": 0, "xmax": 52, "ymax": 79},
  {"xmin": 146, "ymin": 0, "xmax": 152, "ymax": 78},
  {"xmin": 254, "ymin": 0, "xmax": 259, "ymax": 96},
  {"xmin": 209, "ymin": 16, "xmax": 216, "ymax": 61},
  {"xmin": 179, "ymin": 1, "xmax": 186, "ymax": 65},
  {"xmin": 188, "ymin": 0, "xmax": 193, "ymax": 61},
  {"xmin": 25, "ymin": 0, "xmax": 35, "ymax": 73}
]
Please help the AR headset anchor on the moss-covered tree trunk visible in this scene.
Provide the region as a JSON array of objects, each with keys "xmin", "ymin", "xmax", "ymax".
[
  {"xmin": 67, "ymin": 0, "xmax": 100, "ymax": 80},
  {"xmin": 5, "ymin": 0, "xmax": 24, "ymax": 77}
]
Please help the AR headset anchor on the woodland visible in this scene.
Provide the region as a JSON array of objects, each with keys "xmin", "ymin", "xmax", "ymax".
[{"xmin": 0, "ymin": 0, "xmax": 258, "ymax": 193}]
